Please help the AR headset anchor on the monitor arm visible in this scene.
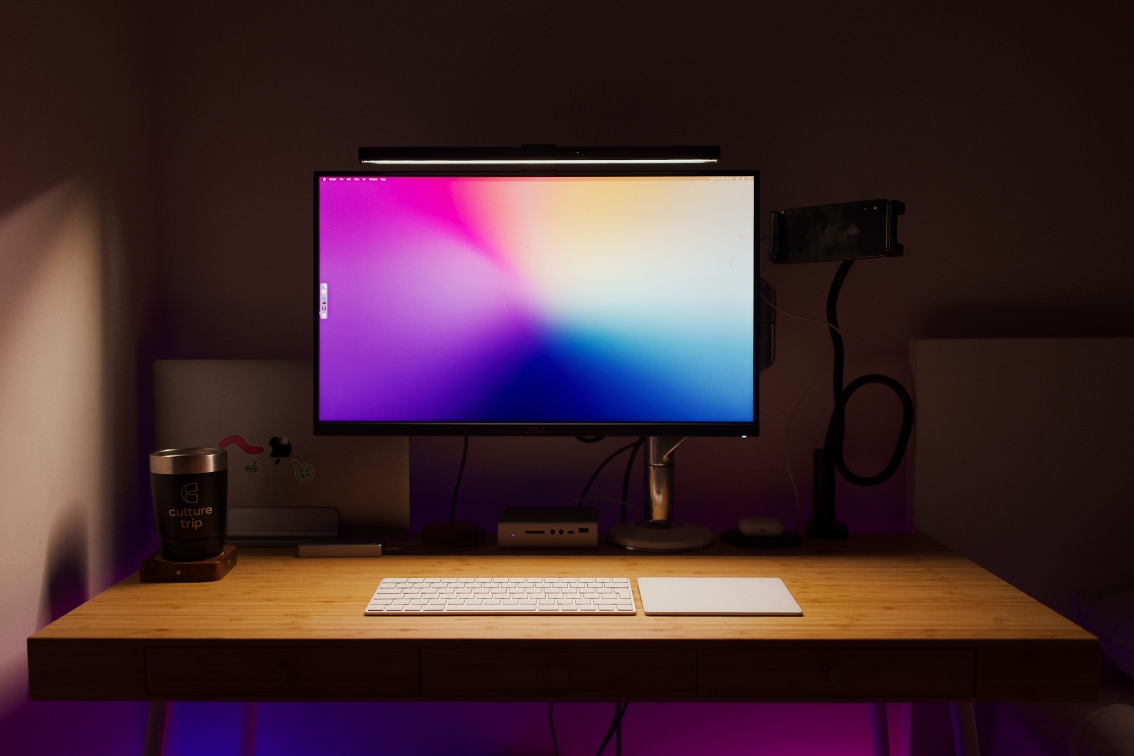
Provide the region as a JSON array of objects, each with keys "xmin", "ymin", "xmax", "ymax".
[
  {"xmin": 645, "ymin": 436, "xmax": 686, "ymax": 521},
  {"xmin": 606, "ymin": 435, "xmax": 714, "ymax": 551}
]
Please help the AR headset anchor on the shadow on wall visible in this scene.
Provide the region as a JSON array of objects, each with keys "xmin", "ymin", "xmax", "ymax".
[{"xmin": 42, "ymin": 507, "xmax": 89, "ymax": 625}]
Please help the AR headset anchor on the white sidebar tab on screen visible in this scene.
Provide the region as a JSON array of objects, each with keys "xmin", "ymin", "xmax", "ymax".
[{"xmin": 319, "ymin": 283, "xmax": 328, "ymax": 319}]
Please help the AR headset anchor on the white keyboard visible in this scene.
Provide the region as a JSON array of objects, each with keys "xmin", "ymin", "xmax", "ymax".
[{"xmin": 365, "ymin": 577, "xmax": 636, "ymax": 615}]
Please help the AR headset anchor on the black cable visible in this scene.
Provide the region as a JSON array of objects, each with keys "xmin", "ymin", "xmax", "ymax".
[
  {"xmin": 549, "ymin": 702, "xmax": 559, "ymax": 756},
  {"xmin": 576, "ymin": 436, "xmax": 606, "ymax": 444},
  {"xmin": 823, "ymin": 260, "xmax": 914, "ymax": 485},
  {"xmin": 825, "ymin": 260, "xmax": 854, "ymax": 415},
  {"xmin": 595, "ymin": 702, "xmax": 629, "ymax": 756},
  {"xmin": 615, "ymin": 701, "xmax": 623, "ymax": 756},
  {"xmin": 449, "ymin": 436, "xmax": 468, "ymax": 522},
  {"xmin": 579, "ymin": 441, "xmax": 640, "ymax": 506},
  {"xmin": 619, "ymin": 438, "xmax": 646, "ymax": 523}
]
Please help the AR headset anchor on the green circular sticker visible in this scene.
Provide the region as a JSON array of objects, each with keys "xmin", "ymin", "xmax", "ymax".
[{"xmin": 293, "ymin": 461, "xmax": 315, "ymax": 483}]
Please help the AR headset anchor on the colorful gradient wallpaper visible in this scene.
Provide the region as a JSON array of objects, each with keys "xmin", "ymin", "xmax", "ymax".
[{"xmin": 317, "ymin": 175, "xmax": 756, "ymax": 424}]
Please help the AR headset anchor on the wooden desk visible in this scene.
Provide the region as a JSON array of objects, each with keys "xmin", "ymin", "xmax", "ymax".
[{"xmin": 27, "ymin": 535, "xmax": 1098, "ymax": 703}]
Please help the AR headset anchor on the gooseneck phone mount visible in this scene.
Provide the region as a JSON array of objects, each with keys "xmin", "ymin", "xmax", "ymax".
[
  {"xmin": 808, "ymin": 259, "xmax": 914, "ymax": 538},
  {"xmin": 769, "ymin": 199, "xmax": 914, "ymax": 539}
]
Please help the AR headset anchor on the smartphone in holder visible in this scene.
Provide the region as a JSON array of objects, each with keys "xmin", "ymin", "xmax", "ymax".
[{"xmin": 769, "ymin": 199, "xmax": 904, "ymax": 263}]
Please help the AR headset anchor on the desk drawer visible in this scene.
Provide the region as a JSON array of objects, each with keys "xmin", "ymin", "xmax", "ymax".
[
  {"xmin": 421, "ymin": 647, "xmax": 696, "ymax": 700},
  {"xmin": 146, "ymin": 646, "xmax": 419, "ymax": 699},
  {"xmin": 698, "ymin": 647, "xmax": 975, "ymax": 700}
]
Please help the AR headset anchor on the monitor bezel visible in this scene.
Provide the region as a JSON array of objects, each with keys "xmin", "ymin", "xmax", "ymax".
[{"xmin": 313, "ymin": 168, "xmax": 759, "ymax": 437}]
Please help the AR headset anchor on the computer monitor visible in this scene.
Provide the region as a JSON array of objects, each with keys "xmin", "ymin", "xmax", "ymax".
[{"xmin": 314, "ymin": 169, "xmax": 758, "ymax": 549}]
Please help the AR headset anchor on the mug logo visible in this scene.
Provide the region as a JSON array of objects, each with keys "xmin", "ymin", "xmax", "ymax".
[{"xmin": 180, "ymin": 482, "xmax": 199, "ymax": 504}]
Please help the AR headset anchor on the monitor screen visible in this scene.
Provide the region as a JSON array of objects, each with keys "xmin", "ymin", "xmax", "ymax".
[{"xmin": 314, "ymin": 171, "xmax": 758, "ymax": 436}]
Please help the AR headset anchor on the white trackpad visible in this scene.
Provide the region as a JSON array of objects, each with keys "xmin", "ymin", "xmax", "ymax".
[{"xmin": 636, "ymin": 577, "xmax": 802, "ymax": 616}]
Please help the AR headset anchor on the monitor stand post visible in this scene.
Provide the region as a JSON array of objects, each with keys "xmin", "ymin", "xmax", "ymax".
[{"xmin": 606, "ymin": 436, "xmax": 715, "ymax": 552}]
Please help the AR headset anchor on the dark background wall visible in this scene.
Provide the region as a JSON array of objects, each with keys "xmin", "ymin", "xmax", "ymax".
[
  {"xmin": 151, "ymin": 0, "xmax": 1134, "ymax": 536},
  {"xmin": 2, "ymin": 0, "xmax": 1132, "ymax": 754}
]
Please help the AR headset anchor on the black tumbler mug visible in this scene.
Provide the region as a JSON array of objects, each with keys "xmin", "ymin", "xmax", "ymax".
[{"xmin": 150, "ymin": 448, "xmax": 228, "ymax": 561}]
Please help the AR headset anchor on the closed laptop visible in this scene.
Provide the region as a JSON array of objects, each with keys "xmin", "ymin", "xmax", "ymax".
[{"xmin": 153, "ymin": 360, "xmax": 410, "ymax": 541}]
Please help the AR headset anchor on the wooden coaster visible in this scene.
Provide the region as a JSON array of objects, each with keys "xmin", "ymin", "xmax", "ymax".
[{"xmin": 140, "ymin": 545, "xmax": 238, "ymax": 583}]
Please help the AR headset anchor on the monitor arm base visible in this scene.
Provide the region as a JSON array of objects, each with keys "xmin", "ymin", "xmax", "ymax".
[
  {"xmin": 607, "ymin": 436, "xmax": 714, "ymax": 551},
  {"xmin": 606, "ymin": 519, "xmax": 714, "ymax": 552}
]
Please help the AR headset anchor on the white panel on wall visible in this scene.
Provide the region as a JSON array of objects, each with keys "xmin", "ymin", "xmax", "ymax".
[{"xmin": 912, "ymin": 337, "xmax": 1134, "ymax": 621}]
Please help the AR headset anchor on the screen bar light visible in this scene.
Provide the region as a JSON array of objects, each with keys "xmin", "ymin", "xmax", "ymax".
[{"xmin": 358, "ymin": 145, "xmax": 720, "ymax": 166}]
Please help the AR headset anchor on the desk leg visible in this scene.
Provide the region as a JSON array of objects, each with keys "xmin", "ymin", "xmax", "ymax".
[
  {"xmin": 949, "ymin": 702, "xmax": 980, "ymax": 756},
  {"xmin": 870, "ymin": 703, "xmax": 890, "ymax": 756},
  {"xmin": 143, "ymin": 701, "xmax": 169, "ymax": 756},
  {"xmin": 239, "ymin": 702, "xmax": 258, "ymax": 756}
]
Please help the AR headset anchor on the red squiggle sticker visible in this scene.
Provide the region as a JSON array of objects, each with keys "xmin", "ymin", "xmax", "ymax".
[{"xmin": 218, "ymin": 435, "xmax": 264, "ymax": 455}]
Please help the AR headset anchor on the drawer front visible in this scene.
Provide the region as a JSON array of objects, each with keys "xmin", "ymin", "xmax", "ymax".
[
  {"xmin": 146, "ymin": 647, "xmax": 419, "ymax": 699},
  {"xmin": 698, "ymin": 647, "xmax": 975, "ymax": 700},
  {"xmin": 29, "ymin": 640, "xmax": 146, "ymax": 700},
  {"xmin": 976, "ymin": 645, "xmax": 1100, "ymax": 701},
  {"xmin": 421, "ymin": 647, "xmax": 697, "ymax": 700}
]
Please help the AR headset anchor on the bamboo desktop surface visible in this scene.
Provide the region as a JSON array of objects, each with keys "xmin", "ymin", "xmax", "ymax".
[{"xmin": 28, "ymin": 535, "xmax": 1098, "ymax": 703}]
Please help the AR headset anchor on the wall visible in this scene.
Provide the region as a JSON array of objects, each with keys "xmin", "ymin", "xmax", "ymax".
[
  {"xmin": 0, "ymin": 0, "xmax": 156, "ymax": 753},
  {"xmin": 151, "ymin": 0, "xmax": 1134, "ymax": 535}
]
